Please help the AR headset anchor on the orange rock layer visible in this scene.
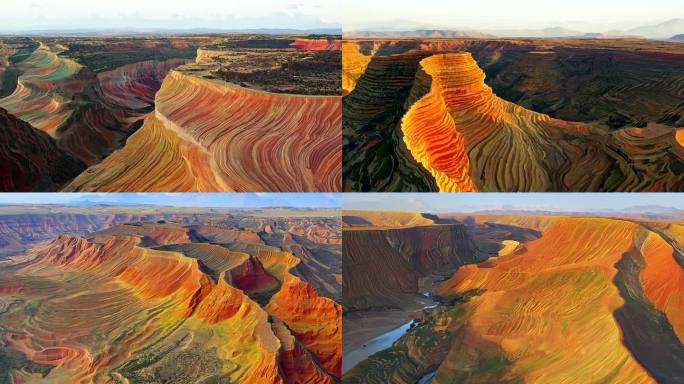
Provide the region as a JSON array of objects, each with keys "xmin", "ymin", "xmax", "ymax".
[
  {"xmin": 434, "ymin": 217, "xmax": 663, "ymax": 383},
  {"xmin": 290, "ymin": 39, "xmax": 342, "ymax": 51},
  {"xmin": 0, "ymin": 225, "xmax": 340, "ymax": 383},
  {"xmin": 393, "ymin": 49, "xmax": 684, "ymax": 192},
  {"xmin": 342, "ymin": 43, "xmax": 373, "ymax": 95},
  {"xmin": 66, "ymin": 71, "xmax": 342, "ymax": 192},
  {"xmin": 266, "ymin": 272, "xmax": 342, "ymax": 377},
  {"xmin": 401, "ymin": 54, "xmax": 481, "ymax": 192}
]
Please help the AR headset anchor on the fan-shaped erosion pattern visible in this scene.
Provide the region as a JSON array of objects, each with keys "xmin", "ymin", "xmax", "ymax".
[
  {"xmin": 0, "ymin": 209, "xmax": 342, "ymax": 383},
  {"xmin": 343, "ymin": 39, "xmax": 684, "ymax": 192}
]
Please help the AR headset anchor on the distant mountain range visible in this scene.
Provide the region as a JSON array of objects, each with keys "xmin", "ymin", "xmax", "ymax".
[
  {"xmin": 444, "ymin": 205, "xmax": 684, "ymax": 218},
  {"xmin": 346, "ymin": 18, "xmax": 684, "ymax": 40},
  {"xmin": 345, "ymin": 29, "xmax": 494, "ymax": 38},
  {"xmin": 0, "ymin": 27, "xmax": 342, "ymax": 37}
]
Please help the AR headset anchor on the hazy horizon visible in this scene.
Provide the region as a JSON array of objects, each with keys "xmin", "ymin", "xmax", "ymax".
[
  {"xmin": 343, "ymin": 193, "xmax": 684, "ymax": 213},
  {"xmin": 0, "ymin": 193, "xmax": 341, "ymax": 209},
  {"xmin": 343, "ymin": 0, "xmax": 683, "ymax": 34},
  {"xmin": 0, "ymin": 0, "xmax": 340, "ymax": 33}
]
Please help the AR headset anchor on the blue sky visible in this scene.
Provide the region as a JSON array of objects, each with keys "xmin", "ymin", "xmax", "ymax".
[
  {"xmin": 0, "ymin": 0, "xmax": 339, "ymax": 32},
  {"xmin": 0, "ymin": 193, "xmax": 340, "ymax": 208},
  {"xmin": 343, "ymin": 0, "xmax": 683, "ymax": 31},
  {"xmin": 344, "ymin": 193, "xmax": 684, "ymax": 213}
]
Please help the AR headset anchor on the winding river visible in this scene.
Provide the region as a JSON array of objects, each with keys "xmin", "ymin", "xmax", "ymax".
[{"xmin": 342, "ymin": 319, "xmax": 417, "ymax": 373}]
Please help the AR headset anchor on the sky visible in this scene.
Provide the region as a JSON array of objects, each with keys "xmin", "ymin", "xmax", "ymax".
[
  {"xmin": 343, "ymin": 0, "xmax": 683, "ymax": 32},
  {"xmin": 0, "ymin": 193, "xmax": 340, "ymax": 209},
  {"xmin": 344, "ymin": 193, "xmax": 684, "ymax": 213},
  {"xmin": 0, "ymin": 0, "xmax": 340, "ymax": 32}
]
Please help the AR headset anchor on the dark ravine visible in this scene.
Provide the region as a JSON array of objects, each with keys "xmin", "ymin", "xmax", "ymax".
[
  {"xmin": 343, "ymin": 52, "xmax": 438, "ymax": 192},
  {"xmin": 343, "ymin": 40, "xmax": 684, "ymax": 192},
  {"xmin": 612, "ymin": 229, "xmax": 684, "ymax": 383},
  {"xmin": 0, "ymin": 108, "xmax": 85, "ymax": 192}
]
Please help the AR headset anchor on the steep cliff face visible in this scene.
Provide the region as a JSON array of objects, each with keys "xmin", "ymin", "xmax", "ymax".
[
  {"xmin": 272, "ymin": 320, "xmax": 336, "ymax": 384},
  {"xmin": 0, "ymin": 107, "xmax": 84, "ymax": 191},
  {"xmin": 67, "ymin": 70, "xmax": 342, "ymax": 192},
  {"xmin": 228, "ymin": 255, "xmax": 280, "ymax": 295},
  {"xmin": 267, "ymin": 272, "xmax": 343, "ymax": 377},
  {"xmin": 342, "ymin": 50, "xmax": 440, "ymax": 191},
  {"xmin": 96, "ymin": 58, "xmax": 191, "ymax": 111},
  {"xmin": 639, "ymin": 230, "xmax": 684, "ymax": 342},
  {"xmin": 343, "ymin": 222, "xmax": 485, "ymax": 310}
]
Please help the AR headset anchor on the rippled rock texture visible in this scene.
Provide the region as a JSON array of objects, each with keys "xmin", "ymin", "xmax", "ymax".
[
  {"xmin": 343, "ymin": 212, "xmax": 684, "ymax": 383},
  {"xmin": 0, "ymin": 41, "xmax": 195, "ymax": 166},
  {"xmin": 67, "ymin": 69, "xmax": 342, "ymax": 192},
  {"xmin": 343, "ymin": 39, "xmax": 684, "ymax": 191},
  {"xmin": 0, "ymin": 208, "xmax": 341, "ymax": 383},
  {"xmin": 1, "ymin": 35, "xmax": 341, "ymax": 192}
]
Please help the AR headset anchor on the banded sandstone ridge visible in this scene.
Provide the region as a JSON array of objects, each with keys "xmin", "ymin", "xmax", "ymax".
[
  {"xmin": 0, "ymin": 35, "xmax": 341, "ymax": 192},
  {"xmin": 0, "ymin": 208, "xmax": 342, "ymax": 382},
  {"xmin": 342, "ymin": 39, "xmax": 684, "ymax": 192},
  {"xmin": 64, "ymin": 38, "xmax": 342, "ymax": 192},
  {"xmin": 342, "ymin": 211, "xmax": 684, "ymax": 383}
]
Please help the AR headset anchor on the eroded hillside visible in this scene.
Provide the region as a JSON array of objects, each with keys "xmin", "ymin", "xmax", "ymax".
[
  {"xmin": 64, "ymin": 37, "xmax": 342, "ymax": 192},
  {"xmin": 0, "ymin": 210, "xmax": 342, "ymax": 383},
  {"xmin": 0, "ymin": 35, "xmax": 342, "ymax": 192},
  {"xmin": 342, "ymin": 212, "xmax": 684, "ymax": 383},
  {"xmin": 343, "ymin": 39, "xmax": 684, "ymax": 192}
]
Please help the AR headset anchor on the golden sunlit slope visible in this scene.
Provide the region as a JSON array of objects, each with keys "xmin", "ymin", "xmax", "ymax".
[
  {"xmin": 429, "ymin": 217, "xmax": 684, "ymax": 383},
  {"xmin": 0, "ymin": 221, "xmax": 341, "ymax": 383},
  {"xmin": 343, "ymin": 40, "xmax": 684, "ymax": 192},
  {"xmin": 66, "ymin": 70, "xmax": 342, "ymax": 192},
  {"xmin": 342, "ymin": 43, "xmax": 373, "ymax": 95},
  {"xmin": 64, "ymin": 112, "xmax": 227, "ymax": 191}
]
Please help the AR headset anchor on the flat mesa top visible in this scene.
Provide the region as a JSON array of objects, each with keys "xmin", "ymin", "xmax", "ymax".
[{"xmin": 177, "ymin": 36, "xmax": 342, "ymax": 96}]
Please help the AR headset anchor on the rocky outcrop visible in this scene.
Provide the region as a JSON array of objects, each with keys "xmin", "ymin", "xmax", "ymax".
[
  {"xmin": 267, "ymin": 272, "xmax": 342, "ymax": 377},
  {"xmin": 0, "ymin": 217, "xmax": 341, "ymax": 383}
]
